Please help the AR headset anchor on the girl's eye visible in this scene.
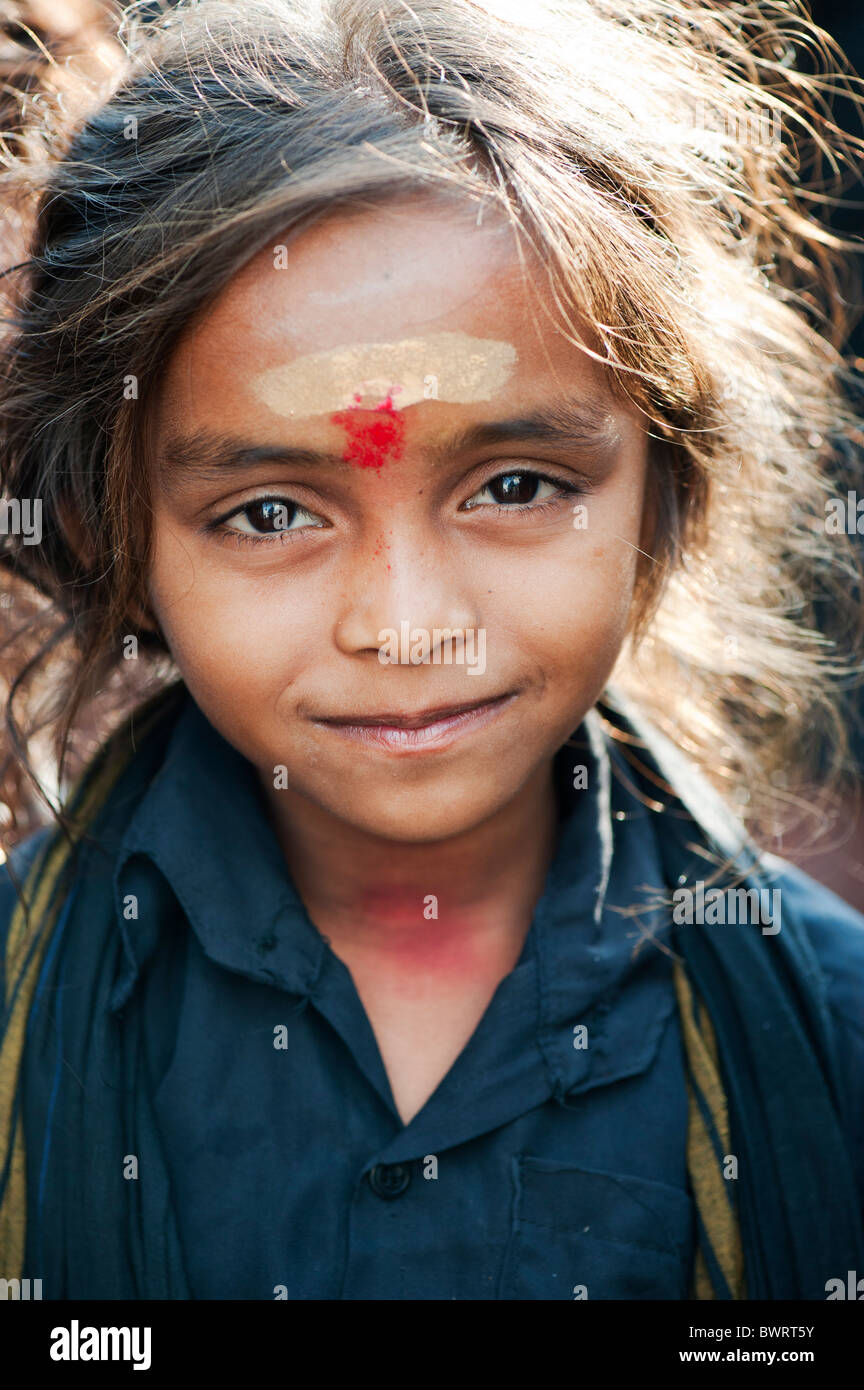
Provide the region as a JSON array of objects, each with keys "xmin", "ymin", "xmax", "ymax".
[
  {"xmin": 217, "ymin": 497, "xmax": 325, "ymax": 538},
  {"xmin": 462, "ymin": 470, "xmax": 574, "ymax": 510}
]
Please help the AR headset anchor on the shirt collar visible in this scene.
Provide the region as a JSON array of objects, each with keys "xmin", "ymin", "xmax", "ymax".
[
  {"xmin": 112, "ymin": 692, "xmax": 675, "ymax": 1099},
  {"xmin": 529, "ymin": 708, "xmax": 676, "ymax": 1101},
  {"xmin": 112, "ymin": 691, "xmax": 326, "ymax": 1010}
]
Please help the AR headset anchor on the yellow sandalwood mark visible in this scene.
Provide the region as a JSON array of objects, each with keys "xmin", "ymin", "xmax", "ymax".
[{"xmin": 249, "ymin": 331, "xmax": 518, "ymax": 417}]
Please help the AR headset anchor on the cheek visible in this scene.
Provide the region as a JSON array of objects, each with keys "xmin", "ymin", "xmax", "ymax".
[
  {"xmin": 565, "ymin": 479, "xmax": 646, "ymax": 640},
  {"xmin": 520, "ymin": 565, "xmax": 635, "ymax": 739},
  {"xmin": 146, "ymin": 522, "xmax": 318, "ymax": 694},
  {"xmin": 528, "ymin": 569, "xmax": 634, "ymax": 692},
  {"xmin": 480, "ymin": 521, "xmax": 639, "ymax": 677}
]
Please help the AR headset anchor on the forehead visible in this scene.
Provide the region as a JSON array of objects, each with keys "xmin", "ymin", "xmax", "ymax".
[{"xmin": 154, "ymin": 196, "xmax": 618, "ymax": 442}]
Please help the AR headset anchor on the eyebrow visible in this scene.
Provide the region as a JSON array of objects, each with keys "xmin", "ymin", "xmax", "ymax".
[{"xmin": 157, "ymin": 398, "xmax": 621, "ymax": 490}]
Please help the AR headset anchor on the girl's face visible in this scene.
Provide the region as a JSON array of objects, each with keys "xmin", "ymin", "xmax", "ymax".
[{"xmin": 147, "ymin": 198, "xmax": 649, "ymax": 843}]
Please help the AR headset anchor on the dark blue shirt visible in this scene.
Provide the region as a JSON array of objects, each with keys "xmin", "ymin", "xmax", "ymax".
[{"xmin": 6, "ymin": 692, "xmax": 864, "ymax": 1298}]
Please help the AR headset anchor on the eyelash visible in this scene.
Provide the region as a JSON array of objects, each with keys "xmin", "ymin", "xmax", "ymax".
[
  {"xmin": 463, "ymin": 474, "xmax": 585, "ymax": 515},
  {"xmin": 206, "ymin": 470, "xmax": 588, "ymax": 547},
  {"xmin": 206, "ymin": 496, "xmax": 321, "ymax": 548}
]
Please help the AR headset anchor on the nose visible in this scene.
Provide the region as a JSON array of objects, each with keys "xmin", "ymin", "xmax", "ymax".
[{"xmin": 333, "ymin": 529, "xmax": 480, "ymax": 661}]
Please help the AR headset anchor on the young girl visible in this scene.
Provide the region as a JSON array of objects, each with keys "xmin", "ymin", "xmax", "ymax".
[{"xmin": 0, "ymin": 0, "xmax": 863, "ymax": 1301}]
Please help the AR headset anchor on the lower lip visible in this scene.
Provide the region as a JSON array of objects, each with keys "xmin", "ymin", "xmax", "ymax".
[{"xmin": 316, "ymin": 694, "xmax": 517, "ymax": 754}]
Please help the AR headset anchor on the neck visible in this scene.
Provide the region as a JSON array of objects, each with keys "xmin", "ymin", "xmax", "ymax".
[{"xmin": 261, "ymin": 762, "xmax": 559, "ymax": 976}]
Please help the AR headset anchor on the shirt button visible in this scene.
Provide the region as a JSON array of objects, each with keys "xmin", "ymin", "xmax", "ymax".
[{"xmin": 368, "ymin": 1163, "xmax": 411, "ymax": 1199}]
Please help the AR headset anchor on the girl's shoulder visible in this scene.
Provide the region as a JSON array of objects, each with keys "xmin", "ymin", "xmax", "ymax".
[
  {"xmin": 0, "ymin": 825, "xmax": 54, "ymax": 890},
  {"xmin": 624, "ymin": 695, "xmax": 864, "ymax": 1031},
  {"xmin": 760, "ymin": 852, "xmax": 864, "ymax": 1042},
  {"xmin": 761, "ymin": 856, "xmax": 864, "ymax": 1191},
  {"xmin": 0, "ymin": 826, "xmax": 55, "ymax": 984}
]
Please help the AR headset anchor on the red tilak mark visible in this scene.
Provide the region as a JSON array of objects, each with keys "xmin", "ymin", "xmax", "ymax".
[{"xmin": 329, "ymin": 391, "xmax": 406, "ymax": 470}]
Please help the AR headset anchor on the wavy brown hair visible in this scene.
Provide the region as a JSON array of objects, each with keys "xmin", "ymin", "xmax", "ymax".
[{"xmin": 0, "ymin": 0, "xmax": 863, "ymax": 855}]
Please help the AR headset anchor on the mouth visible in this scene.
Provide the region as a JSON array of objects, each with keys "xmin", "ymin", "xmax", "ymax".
[{"xmin": 312, "ymin": 691, "xmax": 519, "ymax": 753}]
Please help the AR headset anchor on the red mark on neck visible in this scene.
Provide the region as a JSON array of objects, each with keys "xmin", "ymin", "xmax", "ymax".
[
  {"xmin": 330, "ymin": 391, "xmax": 406, "ymax": 470},
  {"xmin": 351, "ymin": 886, "xmax": 479, "ymax": 976}
]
